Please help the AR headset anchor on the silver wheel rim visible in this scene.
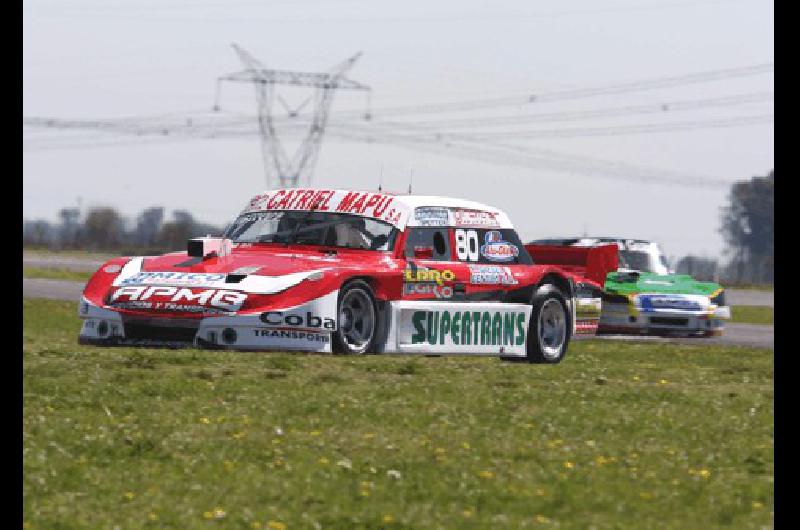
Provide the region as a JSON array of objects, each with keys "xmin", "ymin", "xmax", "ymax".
[
  {"xmin": 339, "ymin": 288, "xmax": 375, "ymax": 353},
  {"xmin": 538, "ymin": 298, "xmax": 566, "ymax": 359}
]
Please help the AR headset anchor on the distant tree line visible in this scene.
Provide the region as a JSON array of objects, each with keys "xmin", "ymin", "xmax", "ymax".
[
  {"xmin": 23, "ymin": 206, "xmax": 225, "ymax": 254},
  {"xmin": 674, "ymin": 169, "xmax": 773, "ymax": 286}
]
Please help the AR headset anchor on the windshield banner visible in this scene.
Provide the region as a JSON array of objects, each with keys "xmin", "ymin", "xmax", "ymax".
[{"xmin": 243, "ymin": 189, "xmax": 410, "ymax": 228}]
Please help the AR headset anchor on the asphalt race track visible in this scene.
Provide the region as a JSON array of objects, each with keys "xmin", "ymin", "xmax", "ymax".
[
  {"xmin": 23, "ymin": 276, "xmax": 773, "ymax": 349},
  {"xmin": 23, "ymin": 278, "xmax": 85, "ymax": 301},
  {"xmin": 726, "ymin": 289, "xmax": 773, "ymax": 307}
]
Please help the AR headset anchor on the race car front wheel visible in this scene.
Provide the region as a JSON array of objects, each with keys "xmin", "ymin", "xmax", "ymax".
[
  {"xmin": 332, "ymin": 280, "xmax": 378, "ymax": 354},
  {"xmin": 527, "ymin": 285, "xmax": 571, "ymax": 364}
]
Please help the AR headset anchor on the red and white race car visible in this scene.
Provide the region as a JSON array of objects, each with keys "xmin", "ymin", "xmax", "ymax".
[{"xmin": 78, "ymin": 189, "xmax": 616, "ymax": 363}]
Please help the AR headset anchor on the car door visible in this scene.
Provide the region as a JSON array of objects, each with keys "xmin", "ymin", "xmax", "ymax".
[
  {"xmin": 401, "ymin": 227, "xmax": 467, "ymax": 302},
  {"xmin": 450, "ymin": 227, "xmax": 533, "ymax": 303}
]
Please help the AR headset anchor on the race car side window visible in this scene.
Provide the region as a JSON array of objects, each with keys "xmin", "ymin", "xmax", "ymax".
[{"xmin": 404, "ymin": 228, "xmax": 452, "ymax": 261}]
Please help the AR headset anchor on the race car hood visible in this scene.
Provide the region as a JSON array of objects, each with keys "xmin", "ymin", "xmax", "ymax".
[
  {"xmin": 123, "ymin": 248, "xmax": 343, "ymax": 293},
  {"xmin": 83, "ymin": 245, "xmax": 401, "ymax": 317},
  {"xmin": 604, "ymin": 271, "xmax": 723, "ymax": 298}
]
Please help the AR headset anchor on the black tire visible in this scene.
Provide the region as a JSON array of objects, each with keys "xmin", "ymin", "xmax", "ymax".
[
  {"xmin": 527, "ymin": 285, "xmax": 572, "ymax": 364},
  {"xmin": 332, "ymin": 280, "xmax": 379, "ymax": 354}
]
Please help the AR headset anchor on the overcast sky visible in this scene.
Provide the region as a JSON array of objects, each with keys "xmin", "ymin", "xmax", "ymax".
[{"xmin": 23, "ymin": 0, "xmax": 773, "ymax": 259}]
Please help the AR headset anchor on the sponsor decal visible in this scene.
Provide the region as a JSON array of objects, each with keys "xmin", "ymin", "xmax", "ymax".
[
  {"xmin": 403, "ymin": 283, "xmax": 454, "ymax": 299},
  {"xmin": 453, "ymin": 208, "xmax": 500, "ymax": 228},
  {"xmin": 403, "ymin": 266, "xmax": 456, "ymax": 286},
  {"xmin": 575, "ymin": 298, "xmax": 602, "ymax": 318},
  {"xmin": 110, "ymin": 286, "xmax": 247, "ymax": 313},
  {"xmin": 253, "ymin": 329, "xmax": 330, "ymax": 343},
  {"xmin": 120, "ymin": 271, "xmax": 227, "ymax": 286},
  {"xmin": 413, "ymin": 206, "xmax": 450, "ymax": 226},
  {"xmin": 468, "ymin": 265, "xmax": 518, "ymax": 285},
  {"xmin": 480, "ymin": 231, "xmax": 519, "ymax": 262},
  {"xmin": 410, "ymin": 309, "xmax": 527, "ymax": 347},
  {"xmin": 246, "ymin": 189, "xmax": 405, "ymax": 226},
  {"xmin": 259, "ymin": 311, "xmax": 336, "ymax": 330},
  {"xmin": 403, "ymin": 266, "xmax": 456, "ymax": 299},
  {"xmin": 638, "ymin": 294, "xmax": 704, "ymax": 312}
]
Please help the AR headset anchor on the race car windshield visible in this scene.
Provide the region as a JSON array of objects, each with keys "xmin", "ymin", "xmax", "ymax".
[
  {"xmin": 618, "ymin": 250, "xmax": 669, "ymax": 275},
  {"xmin": 223, "ymin": 211, "xmax": 398, "ymax": 250}
]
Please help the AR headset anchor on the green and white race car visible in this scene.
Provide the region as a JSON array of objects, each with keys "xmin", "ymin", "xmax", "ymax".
[{"xmin": 529, "ymin": 238, "xmax": 731, "ymax": 336}]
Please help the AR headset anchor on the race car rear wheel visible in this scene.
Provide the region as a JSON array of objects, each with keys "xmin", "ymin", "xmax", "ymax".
[
  {"xmin": 527, "ymin": 285, "xmax": 571, "ymax": 364},
  {"xmin": 332, "ymin": 280, "xmax": 378, "ymax": 354}
]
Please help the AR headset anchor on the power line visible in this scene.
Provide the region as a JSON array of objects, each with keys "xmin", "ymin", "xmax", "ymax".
[
  {"xmin": 375, "ymin": 91, "xmax": 773, "ymax": 129},
  {"xmin": 335, "ymin": 62, "xmax": 773, "ymax": 118}
]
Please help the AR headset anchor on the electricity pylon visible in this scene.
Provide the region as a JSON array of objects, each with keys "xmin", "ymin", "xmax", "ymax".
[{"xmin": 215, "ymin": 44, "xmax": 371, "ymax": 189}]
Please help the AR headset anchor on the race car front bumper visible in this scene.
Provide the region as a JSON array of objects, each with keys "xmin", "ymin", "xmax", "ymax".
[
  {"xmin": 78, "ymin": 291, "xmax": 339, "ymax": 352},
  {"xmin": 598, "ymin": 301, "xmax": 731, "ymax": 336}
]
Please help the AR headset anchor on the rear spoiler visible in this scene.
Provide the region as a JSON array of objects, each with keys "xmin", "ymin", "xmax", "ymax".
[{"xmin": 525, "ymin": 244, "xmax": 619, "ymax": 286}]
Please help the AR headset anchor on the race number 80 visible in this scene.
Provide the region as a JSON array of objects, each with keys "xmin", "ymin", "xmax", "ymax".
[{"xmin": 455, "ymin": 229, "xmax": 480, "ymax": 262}]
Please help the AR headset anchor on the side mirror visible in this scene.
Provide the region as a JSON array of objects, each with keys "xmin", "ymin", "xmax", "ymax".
[{"xmin": 413, "ymin": 246, "xmax": 434, "ymax": 259}]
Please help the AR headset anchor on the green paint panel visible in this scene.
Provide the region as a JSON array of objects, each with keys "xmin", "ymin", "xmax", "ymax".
[{"xmin": 605, "ymin": 272, "xmax": 722, "ymax": 297}]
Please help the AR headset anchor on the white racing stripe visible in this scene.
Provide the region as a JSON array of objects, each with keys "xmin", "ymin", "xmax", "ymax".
[{"xmin": 111, "ymin": 256, "xmax": 328, "ymax": 294}]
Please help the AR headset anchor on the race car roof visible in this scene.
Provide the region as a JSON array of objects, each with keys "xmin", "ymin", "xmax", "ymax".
[
  {"xmin": 530, "ymin": 237, "xmax": 656, "ymax": 248},
  {"xmin": 241, "ymin": 188, "xmax": 514, "ymax": 230}
]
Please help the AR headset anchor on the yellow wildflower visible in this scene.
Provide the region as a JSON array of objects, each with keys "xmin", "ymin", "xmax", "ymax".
[
  {"xmin": 632, "ymin": 375, "xmax": 640, "ymax": 381},
  {"xmin": 199, "ymin": 417, "xmax": 211, "ymax": 424},
  {"xmin": 267, "ymin": 522, "xmax": 286, "ymax": 530},
  {"xmin": 752, "ymin": 501, "xmax": 764, "ymax": 509},
  {"xmin": 563, "ymin": 461, "xmax": 575, "ymax": 469},
  {"xmin": 123, "ymin": 491, "xmax": 135, "ymax": 501},
  {"xmin": 318, "ymin": 457, "xmax": 329, "ymax": 465},
  {"xmin": 435, "ymin": 447, "xmax": 446, "ymax": 455},
  {"xmin": 224, "ymin": 460, "xmax": 235, "ymax": 470},
  {"xmin": 213, "ymin": 507, "xmax": 226, "ymax": 519},
  {"xmin": 363, "ymin": 432, "xmax": 376, "ymax": 439},
  {"xmin": 310, "ymin": 430, "xmax": 321, "ymax": 436},
  {"xmin": 478, "ymin": 470, "xmax": 494, "ymax": 479},
  {"xmin": 148, "ymin": 512, "xmax": 158, "ymax": 521},
  {"xmin": 382, "ymin": 514, "xmax": 395, "ymax": 523},
  {"xmin": 461, "ymin": 442, "xmax": 471, "ymax": 450},
  {"xmin": 251, "ymin": 522, "xmax": 262, "ymax": 529},
  {"xmin": 659, "ymin": 379, "xmax": 668, "ymax": 385},
  {"xmin": 462, "ymin": 508, "xmax": 474, "ymax": 518},
  {"xmin": 535, "ymin": 514, "xmax": 551, "ymax": 524},
  {"xmin": 698, "ymin": 468, "xmax": 711, "ymax": 479},
  {"xmin": 203, "ymin": 511, "xmax": 214, "ymax": 519}
]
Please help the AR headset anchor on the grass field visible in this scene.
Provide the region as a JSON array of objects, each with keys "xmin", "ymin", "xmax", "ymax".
[
  {"xmin": 23, "ymin": 299, "xmax": 774, "ymax": 529},
  {"xmin": 23, "ymin": 266, "xmax": 92, "ymax": 282},
  {"xmin": 730, "ymin": 305, "xmax": 774, "ymax": 325}
]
